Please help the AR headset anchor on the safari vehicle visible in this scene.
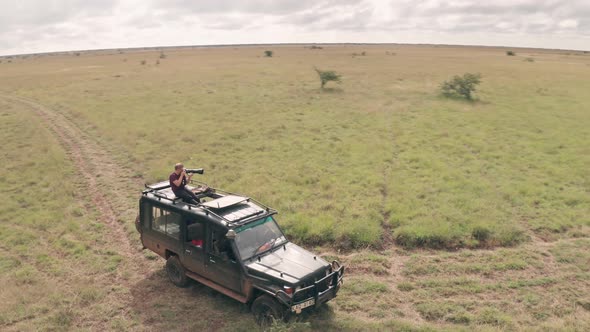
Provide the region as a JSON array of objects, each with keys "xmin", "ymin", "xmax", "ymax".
[{"xmin": 135, "ymin": 171, "xmax": 344, "ymax": 324}]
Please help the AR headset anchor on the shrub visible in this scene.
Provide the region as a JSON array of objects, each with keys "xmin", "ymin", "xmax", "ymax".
[
  {"xmin": 524, "ymin": 57, "xmax": 534, "ymax": 62},
  {"xmin": 159, "ymin": 52, "xmax": 166, "ymax": 59},
  {"xmin": 506, "ymin": 50, "xmax": 516, "ymax": 56},
  {"xmin": 264, "ymin": 50, "xmax": 273, "ymax": 57},
  {"xmin": 314, "ymin": 67, "xmax": 342, "ymax": 89},
  {"xmin": 440, "ymin": 73, "xmax": 482, "ymax": 100},
  {"xmin": 140, "ymin": 60, "xmax": 146, "ymax": 65}
]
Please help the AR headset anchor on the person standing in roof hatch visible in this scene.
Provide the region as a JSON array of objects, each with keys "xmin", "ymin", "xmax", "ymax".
[{"xmin": 169, "ymin": 163, "xmax": 199, "ymax": 204}]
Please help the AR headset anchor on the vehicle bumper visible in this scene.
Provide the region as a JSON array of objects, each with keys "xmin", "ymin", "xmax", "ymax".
[{"xmin": 276, "ymin": 261, "xmax": 345, "ymax": 314}]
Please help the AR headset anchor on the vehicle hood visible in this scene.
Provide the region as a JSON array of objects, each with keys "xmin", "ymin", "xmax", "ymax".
[{"xmin": 246, "ymin": 242, "xmax": 329, "ymax": 285}]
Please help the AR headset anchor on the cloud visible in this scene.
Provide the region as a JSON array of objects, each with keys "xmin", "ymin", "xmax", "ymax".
[
  {"xmin": 559, "ymin": 19, "xmax": 579, "ymax": 29},
  {"xmin": 382, "ymin": 0, "xmax": 590, "ymax": 35},
  {"xmin": 0, "ymin": 0, "xmax": 589, "ymax": 55}
]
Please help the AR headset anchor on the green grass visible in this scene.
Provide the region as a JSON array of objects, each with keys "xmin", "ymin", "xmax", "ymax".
[
  {"xmin": 4, "ymin": 45, "xmax": 588, "ymax": 249},
  {"xmin": 0, "ymin": 100, "xmax": 133, "ymax": 330},
  {"xmin": 2, "ymin": 45, "xmax": 590, "ymax": 331}
]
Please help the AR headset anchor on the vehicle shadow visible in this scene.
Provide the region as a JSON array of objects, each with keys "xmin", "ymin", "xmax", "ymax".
[
  {"xmin": 129, "ymin": 267, "xmax": 253, "ymax": 331},
  {"xmin": 129, "ymin": 266, "xmax": 338, "ymax": 331}
]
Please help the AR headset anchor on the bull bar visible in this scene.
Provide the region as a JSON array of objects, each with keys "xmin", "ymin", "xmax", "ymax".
[{"xmin": 275, "ymin": 261, "xmax": 345, "ymax": 313}]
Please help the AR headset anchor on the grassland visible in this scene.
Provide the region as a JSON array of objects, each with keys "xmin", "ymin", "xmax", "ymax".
[{"xmin": 1, "ymin": 44, "xmax": 589, "ymax": 331}]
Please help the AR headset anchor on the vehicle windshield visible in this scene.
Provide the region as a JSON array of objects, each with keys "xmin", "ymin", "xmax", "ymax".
[{"xmin": 234, "ymin": 216, "xmax": 285, "ymax": 260}]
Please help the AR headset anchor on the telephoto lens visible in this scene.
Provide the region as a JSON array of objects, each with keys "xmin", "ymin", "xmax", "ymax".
[{"xmin": 185, "ymin": 168, "xmax": 204, "ymax": 174}]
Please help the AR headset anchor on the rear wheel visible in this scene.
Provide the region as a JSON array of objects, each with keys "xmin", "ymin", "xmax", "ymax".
[
  {"xmin": 166, "ymin": 255, "xmax": 189, "ymax": 287},
  {"xmin": 251, "ymin": 295, "xmax": 287, "ymax": 326}
]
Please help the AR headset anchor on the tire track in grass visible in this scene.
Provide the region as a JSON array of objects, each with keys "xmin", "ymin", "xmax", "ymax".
[
  {"xmin": 1, "ymin": 95, "xmax": 141, "ymax": 261},
  {"xmin": 0, "ymin": 95, "xmax": 160, "ymax": 329},
  {"xmin": 1, "ymin": 95, "xmax": 259, "ymax": 330}
]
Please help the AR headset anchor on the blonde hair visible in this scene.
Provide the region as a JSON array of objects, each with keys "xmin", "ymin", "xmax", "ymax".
[{"xmin": 174, "ymin": 163, "xmax": 184, "ymax": 170}]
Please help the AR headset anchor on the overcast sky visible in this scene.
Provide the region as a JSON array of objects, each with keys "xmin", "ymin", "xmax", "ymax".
[{"xmin": 1, "ymin": 0, "xmax": 589, "ymax": 56}]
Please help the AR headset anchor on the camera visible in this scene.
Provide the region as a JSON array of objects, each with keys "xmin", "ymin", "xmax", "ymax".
[{"xmin": 185, "ymin": 168, "xmax": 204, "ymax": 175}]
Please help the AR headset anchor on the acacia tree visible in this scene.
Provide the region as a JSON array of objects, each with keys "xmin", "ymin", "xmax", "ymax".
[
  {"xmin": 440, "ymin": 73, "xmax": 482, "ymax": 100},
  {"xmin": 314, "ymin": 68, "xmax": 342, "ymax": 89}
]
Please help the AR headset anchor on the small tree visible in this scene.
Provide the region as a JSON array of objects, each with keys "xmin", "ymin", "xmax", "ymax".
[
  {"xmin": 440, "ymin": 73, "xmax": 482, "ymax": 100},
  {"xmin": 506, "ymin": 50, "xmax": 516, "ymax": 56},
  {"xmin": 159, "ymin": 52, "xmax": 166, "ymax": 59},
  {"xmin": 314, "ymin": 68, "xmax": 342, "ymax": 89},
  {"xmin": 264, "ymin": 50, "xmax": 273, "ymax": 57}
]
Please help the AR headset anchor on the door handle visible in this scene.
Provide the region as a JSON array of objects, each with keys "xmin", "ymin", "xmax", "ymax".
[
  {"xmin": 209, "ymin": 258, "xmax": 216, "ymax": 263},
  {"xmin": 185, "ymin": 249, "xmax": 191, "ymax": 254}
]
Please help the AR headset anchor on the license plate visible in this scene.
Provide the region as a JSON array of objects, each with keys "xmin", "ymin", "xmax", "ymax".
[{"xmin": 291, "ymin": 299, "xmax": 315, "ymax": 313}]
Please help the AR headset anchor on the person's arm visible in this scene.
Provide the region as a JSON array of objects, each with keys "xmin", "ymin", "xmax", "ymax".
[
  {"xmin": 172, "ymin": 172, "xmax": 185, "ymax": 186},
  {"xmin": 187, "ymin": 173, "xmax": 193, "ymax": 183}
]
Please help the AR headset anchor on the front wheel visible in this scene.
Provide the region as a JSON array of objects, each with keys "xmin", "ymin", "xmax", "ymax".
[
  {"xmin": 166, "ymin": 255, "xmax": 189, "ymax": 287},
  {"xmin": 251, "ymin": 295, "xmax": 287, "ymax": 326}
]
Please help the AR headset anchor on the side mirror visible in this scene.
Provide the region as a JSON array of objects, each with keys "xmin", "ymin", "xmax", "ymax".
[{"xmin": 226, "ymin": 229, "xmax": 236, "ymax": 239}]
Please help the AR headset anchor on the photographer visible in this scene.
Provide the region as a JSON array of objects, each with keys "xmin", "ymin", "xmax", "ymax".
[{"xmin": 169, "ymin": 163, "xmax": 199, "ymax": 204}]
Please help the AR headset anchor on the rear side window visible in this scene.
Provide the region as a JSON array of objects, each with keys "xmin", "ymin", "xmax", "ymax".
[{"xmin": 151, "ymin": 207, "xmax": 181, "ymax": 240}]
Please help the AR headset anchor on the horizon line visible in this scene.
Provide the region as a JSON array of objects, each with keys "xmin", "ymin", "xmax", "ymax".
[{"xmin": 2, "ymin": 42, "xmax": 589, "ymax": 58}]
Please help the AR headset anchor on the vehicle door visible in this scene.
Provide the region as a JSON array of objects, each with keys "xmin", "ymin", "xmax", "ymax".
[
  {"xmin": 204, "ymin": 226, "xmax": 243, "ymax": 293},
  {"xmin": 143, "ymin": 204, "xmax": 183, "ymax": 257},
  {"xmin": 180, "ymin": 217, "xmax": 207, "ymax": 276}
]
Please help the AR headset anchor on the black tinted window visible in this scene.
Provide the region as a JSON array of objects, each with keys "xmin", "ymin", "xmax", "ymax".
[{"xmin": 151, "ymin": 207, "xmax": 181, "ymax": 240}]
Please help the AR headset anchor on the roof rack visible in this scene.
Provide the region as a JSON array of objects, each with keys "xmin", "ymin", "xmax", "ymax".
[{"xmin": 142, "ymin": 180, "xmax": 276, "ymax": 227}]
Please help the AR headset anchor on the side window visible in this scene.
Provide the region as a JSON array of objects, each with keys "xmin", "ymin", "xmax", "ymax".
[
  {"xmin": 166, "ymin": 213, "xmax": 181, "ymax": 239},
  {"xmin": 186, "ymin": 221, "xmax": 205, "ymax": 248},
  {"xmin": 152, "ymin": 207, "xmax": 167, "ymax": 233},
  {"xmin": 210, "ymin": 227, "xmax": 234, "ymax": 260},
  {"xmin": 141, "ymin": 202, "xmax": 151, "ymax": 228},
  {"xmin": 151, "ymin": 207, "xmax": 181, "ymax": 240}
]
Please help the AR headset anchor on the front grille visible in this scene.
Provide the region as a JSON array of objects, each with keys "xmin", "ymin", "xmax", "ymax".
[{"xmin": 293, "ymin": 269, "xmax": 330, "ymax": 302}]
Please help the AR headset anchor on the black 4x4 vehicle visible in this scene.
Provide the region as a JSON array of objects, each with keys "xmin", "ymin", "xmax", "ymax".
[{"xmin": 135, "ymin": 172, "xmax": 344, "ymax": 324}]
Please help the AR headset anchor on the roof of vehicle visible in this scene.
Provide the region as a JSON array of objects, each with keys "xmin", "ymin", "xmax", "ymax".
[{"xmin": 141, "ymin": 180, "xmax": 277, "ymax": 230}]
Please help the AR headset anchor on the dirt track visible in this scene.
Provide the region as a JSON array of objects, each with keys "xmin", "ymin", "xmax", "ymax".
[
  {"xmin": 1, "ymin": 95, "xmax": 255, "ymax": 331},
  {"xmin": 0, "ymin": 95, "xmax": 164, "ymax": 328},
  {"xmin": 2, "ymin": 95, "xmax": 141, "ymax": 259}
]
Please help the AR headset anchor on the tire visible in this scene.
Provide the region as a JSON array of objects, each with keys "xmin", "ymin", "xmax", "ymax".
[
  {"xmin": 251, "ymin": 295, "xmax": 287, "ymax": 326},
  {"xmin": 166, "ymin": 255, "xmax": 190, "ymax": 288}
]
